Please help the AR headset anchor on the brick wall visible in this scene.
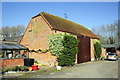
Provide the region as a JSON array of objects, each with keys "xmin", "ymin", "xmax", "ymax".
[
  {"xmin": 90, "ymin": 39, "xmax": 95, "ymax": 61},
  {"xmin": 20, "ymin": 15, "xmax": 99, "ymax": 65},
  {"xmin": 101, "ymin": 48, "xmax": 106, "ymax": 57},
  {"xmin": 116, "ymin": 50, "xmax": 120, "ymax": 56},
  {"xmin": 29, "ymin": 52, "xmax": 58, "ymax": 67},
  {"xmin": 0, "ymin": 58, "xmax": 24, "ymax": 68},
  {"xmin": 90, "ymin": 39, "xmax": 106, "ymax": 60},
  {"xmin": 20, "ymin": 16, "xmax": 52, "ymax": 49}
]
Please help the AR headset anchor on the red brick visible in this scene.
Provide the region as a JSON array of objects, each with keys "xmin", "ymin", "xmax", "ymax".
[{"xmin": 0, "ymin": 58, "xmax": 24, "ymax": 68}]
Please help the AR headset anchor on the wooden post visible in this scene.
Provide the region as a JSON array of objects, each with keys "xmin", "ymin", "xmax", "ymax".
[
  {"xmin": 27, "ymin": 51, "xmax": 29, "ymax": 59},
  {"xmin": 4, "ymin": 50, "xmax": 6, "ymax": 58}
]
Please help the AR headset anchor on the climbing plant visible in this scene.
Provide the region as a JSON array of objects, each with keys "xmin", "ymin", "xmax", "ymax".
[
  {"xmin": 48, "ymin": 33, "xmax": 79, "ymax": 66},
  {"xmin": 94, "ymin": 41, "xmax": 102, "ymax": 60}
]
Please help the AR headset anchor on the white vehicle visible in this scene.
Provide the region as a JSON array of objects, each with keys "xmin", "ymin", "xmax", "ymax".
[{"xmin": 107, "ymin": 52, "xmax": 118, "ymax": 61}]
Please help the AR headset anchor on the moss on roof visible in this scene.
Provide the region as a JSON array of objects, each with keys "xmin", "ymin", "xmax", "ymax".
[{"xmin": 40, "ymin": 12, "xmax": 98, "ymax": 38}]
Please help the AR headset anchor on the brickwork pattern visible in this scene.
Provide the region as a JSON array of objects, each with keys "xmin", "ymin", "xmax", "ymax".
[
  {"xmin": 90, "ymin": 39, "xmax": 95, "ymax": 61},
  {"xmin": 29, "ymin": 52, "xmax": 58, "ymax": 66},
  {"xmin": 101, "ymin": 48, "xmax": 106, "ymax": 57},
  {"xmin": 0, "ymin": 58, "xmax": 24, "ymax": 68},
  {"xmin": 20, "ymin": 16, "xmax": 51, "ymax": 49}
]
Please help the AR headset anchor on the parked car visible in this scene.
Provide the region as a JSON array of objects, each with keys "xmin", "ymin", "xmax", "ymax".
[{"xmin": 106, "ymin": 52, "xmax": 118, "ymax": 61}]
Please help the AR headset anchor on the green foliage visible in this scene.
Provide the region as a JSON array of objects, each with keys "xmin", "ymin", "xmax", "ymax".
[
  {"xmin": 34, "ymin": 49, "xmax": 39, "ymax": 52},
  {"xmin": 5, "ymin": 67, "xmax": 16, "ymax": 71},
  {"xmin": 28, "ymin": 49, "xmax": 49, "ymax": 53},
  {"xmin": 41, "ymin": 49, "xmax": 49, "ymax": 53},
  {"xmin": 34, "ymin": 60, "xmax": 39, "ymax": 64},
  {"xmin": 2, "ymin": 68, "xmax": 8, "ymax": 73},
  {"xmin": 20, "ymin": 66, "xmax": 27, "ymax": 71},
  {"xmin": 48, "ymin": 33, "xmax": 64, "ymax": 56},
  {"xmin": 94, "ymin": 42, "xmax": 102, "ymax": 60},
  {"xmin": 100, "ymin": 56, "xmax": 105, "ymax": 60},
  {"xmin": 1, "ymin": 25, "xmax": 25, "ymax": 41},
  {"xmin": 1, "ymin": 66, "xmax": 28, "ymax": 73},
  {"xmin": 94, "ymin": 39, "xmax": 100, "ymax": 44},
  {"xmin": 48, "ymin": 33, "xmax": 79, "ymax": 66}
]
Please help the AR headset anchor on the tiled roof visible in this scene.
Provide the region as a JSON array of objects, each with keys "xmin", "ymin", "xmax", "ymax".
[
  {"xmin": 102, "ymin": 44, "xmax": 116, "ymax": 48},
  {"xmin": 39, "ymin": 12, "xmax": 98, "ymax": 39}
]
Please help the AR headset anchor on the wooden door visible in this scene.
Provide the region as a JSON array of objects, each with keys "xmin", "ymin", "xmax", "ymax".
[{"xmin": 77, "ymin": 35, "xmax": 91, "ymax": 63}]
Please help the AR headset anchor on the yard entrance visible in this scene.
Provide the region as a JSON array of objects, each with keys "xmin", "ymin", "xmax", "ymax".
[{"xmin": 77, "ymin": 36, "xmax": 91, "ymax": 63}]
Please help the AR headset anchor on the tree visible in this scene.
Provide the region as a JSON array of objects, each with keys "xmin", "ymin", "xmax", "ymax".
[
  {"xmin": 1, "ymin": 25, "xmax": 25, "ymax": 41},
  {"xmin": 91, "ymin": 21, "xmax": 118, "ymax": 45},
  {"xmin": 1, "ymin": 26, "xmax": 11, "ymax": 39},
  {"xmin": 118, "ymin": 20, "xmax": 120, "ymax": 46}
]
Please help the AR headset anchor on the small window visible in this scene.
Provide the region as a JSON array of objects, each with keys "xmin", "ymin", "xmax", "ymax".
[
  {"xmin": 55, "ymin": 30, "xmax": 57, "ymax": 33},
  {"xmin": 35, "ymin": 19, "xmax": 38, "ymax": 21},
  {"xmin": 29, "ymin": 30, "xmax": 32, "ymax": 32}
]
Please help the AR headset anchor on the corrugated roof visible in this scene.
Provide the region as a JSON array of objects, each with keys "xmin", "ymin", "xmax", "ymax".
[
  {"xmin": 102, "ymin": 44, "xmax": 116, "ymax": 48},
  {"xmin": 39, "ymin": 12, "xmax": 98, "ymax": 39},
  {"xmin": 0, "ymin": 41, "xmax": 28, "ymax": 50}
]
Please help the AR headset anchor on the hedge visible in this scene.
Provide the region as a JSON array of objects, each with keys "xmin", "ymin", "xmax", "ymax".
[{"xmin": 94, "ymin": 41, "xmax": 102, "ymax": 60}]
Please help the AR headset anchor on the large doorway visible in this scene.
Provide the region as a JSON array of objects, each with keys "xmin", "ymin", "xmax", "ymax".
[{"xmin": 77, "ymin": 36, "xmax": 91, "ymax": 63}]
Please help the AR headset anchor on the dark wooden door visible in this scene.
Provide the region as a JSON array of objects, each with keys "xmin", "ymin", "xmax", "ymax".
[{"xmin": 77, "ymin": 36, "xmax": 91, "ymax": 63}]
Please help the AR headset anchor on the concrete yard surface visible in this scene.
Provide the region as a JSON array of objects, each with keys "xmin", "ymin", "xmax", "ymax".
[{"xmin": 31, "ymin": 60, "xmax": 118, "ymax": 78}]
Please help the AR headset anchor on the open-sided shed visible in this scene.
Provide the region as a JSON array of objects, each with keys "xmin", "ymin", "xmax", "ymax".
[{"xmin": 0, "ymin": 41, "xmax": 28, "ymax": 67}]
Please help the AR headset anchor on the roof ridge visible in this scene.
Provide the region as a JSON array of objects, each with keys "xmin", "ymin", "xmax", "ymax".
[
  {"xmin": 41, "ymin": 12, "xmax": 90, "ymax": 30},
  {"xmin": 40, "ymin": 12, "xmax": 53, "ymax": 30},
  {"xmin": 32, "ymin": 11, "xmax": 98, "ymax": 39}
]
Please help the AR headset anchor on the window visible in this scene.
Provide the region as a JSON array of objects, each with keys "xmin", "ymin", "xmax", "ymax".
[
  {"xmin": 0, "ymin": 50, "xmax": 28, "ymax": 59},
  {"xmin": 6, "ymin": 50, "xmax": 13, "ymax": 58},
  {"xmin": 55, "ymin": 30, "xmax": 57, "ymax": 33},
  {"xmin": 0, "ymin": 50, "xmax": 4, "ymax": 58},
  {"xmin": 29, "ymin": 30, "xmax": 32, "ymax": 32},
  {"xmin": 35, "ymin": 19, "xmax": 38, "ymax": 22}
]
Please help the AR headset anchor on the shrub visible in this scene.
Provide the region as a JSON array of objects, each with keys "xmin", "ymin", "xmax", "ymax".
[
  {"xmin": 100, "ymin": 56, "xmax": 105, "ymax": 60},
  {"xmin": 2, "ymin": 68, "xmax": 9, "ymax": 73},
  {"xmin": 20, "ymin": 66, "xmax": 27, "ymax": 71},
  {"xmin": 48, "ymin": 33, "xmax": 79, "ymax": 66},
  {"xmin": 14, "ymin": 66, "xmax": 21, "ymax": 71},
  {"xmin": 34, "ymin": 60, "xmax": 39, "ymax": 64},
  {"xmin": 48, "ymin": 33, "xmax": 64, "ymax": 56},
  {"xmin": 94, "ymin": 42, "xmax": 102, "ymax": 60},
  {"xmin": 8, "ymin": 67, "xmax": 14, "ymax": 71}
]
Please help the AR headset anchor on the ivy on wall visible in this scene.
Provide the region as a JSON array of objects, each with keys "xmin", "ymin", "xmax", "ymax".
[
  {"xmin": 48, "ymin": 33, "xmax": 79, "ymax": 66},
  {"xmin": 94, "ymin": 40, "xmax": 102, "ymax": 60}
]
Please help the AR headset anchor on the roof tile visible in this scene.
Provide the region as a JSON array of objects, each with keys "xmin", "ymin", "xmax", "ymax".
[{"xmin": 40, "ymin": 12, "xmax": 98, "ymax": 39}]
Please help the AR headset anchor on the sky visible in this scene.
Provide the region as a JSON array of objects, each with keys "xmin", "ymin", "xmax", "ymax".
[{"xmin": 2, "ymin": 2, "xmax": 118, "ymax": 30}]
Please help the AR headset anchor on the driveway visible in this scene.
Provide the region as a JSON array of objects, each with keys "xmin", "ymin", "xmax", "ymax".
[{"xmin": 31, "ymin": 60, "xmax": 118, "ymax": 78}]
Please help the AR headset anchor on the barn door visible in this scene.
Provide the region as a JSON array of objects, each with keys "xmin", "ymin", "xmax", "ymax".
[{"xmin": 77, "ymin": 36, "xmax": 91, "ymax": 63}]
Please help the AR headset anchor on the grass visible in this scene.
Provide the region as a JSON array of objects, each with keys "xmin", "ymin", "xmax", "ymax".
[
  {"xmin": 2, "ymin": 65, "xmax": 71, "ymax": 78},
  {"xmin": 18, "ymin": 66, "xmax": 65, "ymax": 78}
]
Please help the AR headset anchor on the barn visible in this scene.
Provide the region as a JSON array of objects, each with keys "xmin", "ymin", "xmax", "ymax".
[{"xmin": 20, "ymin": 12, "xmax": 100, "ymax": 66}]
